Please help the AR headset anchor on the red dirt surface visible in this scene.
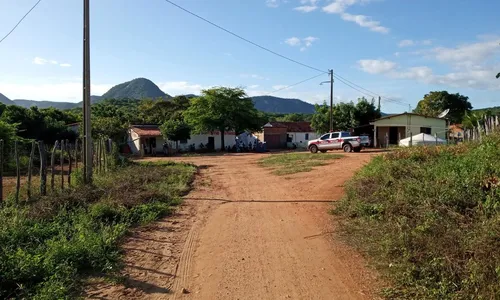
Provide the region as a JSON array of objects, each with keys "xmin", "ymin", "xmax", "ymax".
[{"xmin": 85, "ymin": 151, "xmax": 383, "ymax": 300}]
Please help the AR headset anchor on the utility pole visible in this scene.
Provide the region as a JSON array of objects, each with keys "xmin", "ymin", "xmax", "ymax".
[
  {"xmin": 377, "ymin": 96, "xmax": 381, "ymax": 113},
  {"xmin": 83, "ymin": 0, "xmax": 92, "ymax": 183},
  {"xmin": 329, "ymin": 69, "xmax": 334, "ymax": 132}
]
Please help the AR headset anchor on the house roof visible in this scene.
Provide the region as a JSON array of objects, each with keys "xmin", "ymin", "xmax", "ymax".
[
  {"xmin": 130, "ymin": 125, "xmax": 162, "ymax": 137},
  {"xmin": 373, "ymin": 112, "xmax": 446, "ymax": 122},
  {"xmin": 449, "ymin": 124, "xmax": 463, "ymax": 133},
  {"xmin": 264, "ymin": 122, "xmax": 314, "ymax": 132}
]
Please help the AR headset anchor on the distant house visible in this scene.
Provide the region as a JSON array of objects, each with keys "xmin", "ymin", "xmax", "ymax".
[
  {"xmin": 258, "ymin": 122, "xmax": 318, "ymax": 149},
  {"xmin": 127, "ymin": 125, "xmax": 236, "ymax": 155},
  {"xmin": 67, "ymin": 122, "xmax": 80, "ymax": 134},
  {"xmin": 449, "ymin": 124, "xmax": 464, "ymax": 142},
  {"xmin": 370, "ymin": 113, "xmax": 448, "ymax": 147}
]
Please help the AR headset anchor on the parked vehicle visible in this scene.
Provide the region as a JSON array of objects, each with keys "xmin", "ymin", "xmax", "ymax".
[
  {"xmin": 359, "ymin": 134, "xmax": 371, "ymax": 147},
  {"xmin": 307, "ymin": 131, "xmax": 364, "ymax": 153}
]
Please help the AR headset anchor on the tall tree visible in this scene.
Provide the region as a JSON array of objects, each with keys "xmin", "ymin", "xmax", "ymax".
[
  {"xmin": 414, "ymin": 91, "xmax": 472, "ymax": 124},
  {"xmin": 310, "ymin": 102, "xmax": 332, "ymax": 133},
  {"xmin": 160, "ymin": 119, "xmax": 191, "ymax": 150},
  {"xmin": 354, "ymin": 97, "xmax": 381, "ymax": 126},
  {"xmin": 183, "ymin": 87, "xmax": 261, "ymax": 149}
]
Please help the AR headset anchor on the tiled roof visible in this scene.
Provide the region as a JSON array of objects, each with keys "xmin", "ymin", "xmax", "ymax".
[
  {"xmin": 130, "ymin": 125, "xmax": 162, "ymax": 137},
  {"xmin": 266, "ymin": 122, "xmax": 314, "ymax": 132}
]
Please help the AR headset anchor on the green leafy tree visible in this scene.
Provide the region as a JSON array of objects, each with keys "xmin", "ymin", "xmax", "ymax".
[
  {"xmin": 310, "ymin": 102, "xmax": 332, "ymax": 133},
  {"xmin": 354, "ymin": 97, "xmax": 381, "ymax": 126},
  {"xmin": 276, "ymin": 113, "xmax": 311, "ymax": 122},
  {"xmin": 160, "ymin": 119, "xmax": 191, "ymax": 150},
  {"xmin": 0, "ymin": 121, "xmax": 17, "ymax": 162},
  {"xmin": 414, "ymin": 91, "xmax": 472, "ymax": 124},
  {"xmin": 333, "ymin": 102, "xmax": 357, "ymax": 130},
  {"xmin": 183, "ymin": 87, "xmax": 261, "ymax": 149}
]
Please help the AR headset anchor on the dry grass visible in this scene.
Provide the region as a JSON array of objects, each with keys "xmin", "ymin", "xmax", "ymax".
[{"xmin": 259, "ymin": 152, "xmax": 343, "ymax": 175}]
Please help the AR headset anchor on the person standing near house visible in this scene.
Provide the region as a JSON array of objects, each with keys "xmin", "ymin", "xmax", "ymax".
[{"xmin": 151, "ymin": 138, "xmax": 157, "ymax": 156}]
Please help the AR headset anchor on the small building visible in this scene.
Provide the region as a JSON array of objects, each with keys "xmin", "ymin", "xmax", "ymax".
[
  {"xmin": 371, "ymin": 113, "xmax": 448, "ymax": 147},
  {"xmin": 449, "ymin": 124, "xmax": 464, "ymax": 142},
  {"xmin": 127, "ymin": 125, "xmax": 236, "ymax": 155},
  {"xmin": 260, "ymin": 122, "xmax": 318, "ymax": 149}
]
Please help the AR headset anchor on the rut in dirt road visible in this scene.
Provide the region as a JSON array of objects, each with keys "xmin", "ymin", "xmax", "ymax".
[{"xmin": 86, "ymin": 152, "xmax": 381, "ymax": 300}]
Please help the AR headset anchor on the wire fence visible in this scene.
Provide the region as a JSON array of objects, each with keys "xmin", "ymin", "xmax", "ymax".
[
  {"xmin": 464, "ymin": 115, "xmax": 500, "ymax": 142},
  {"xmin": 0, "ymin": 138, "xmax": 114, "ymax": 203}
]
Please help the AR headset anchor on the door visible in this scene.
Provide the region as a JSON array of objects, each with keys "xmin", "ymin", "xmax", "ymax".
[
  {"xmin": 207, "ymin": 136, "xmax": 215, "ymax": 150},
  {"xmin": 329, "ymin": 132, "xmax": 341, "ymax": 149},
  {"xmin": 317, "ymin": 133, "xmax": 331, "ymax": 149},
  {"xmin": 389, "ymin": 127, "xmax": 398, "ymax": 145}
]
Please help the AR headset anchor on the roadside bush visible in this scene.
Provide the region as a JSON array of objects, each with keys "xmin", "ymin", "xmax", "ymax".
[
  {"xmin": 335, "ymin": 134, "xmax": 500, "ymax": 299},
  {"xmin": 0, "ymin": 161, "xmax": 196, "ymax": 299}
]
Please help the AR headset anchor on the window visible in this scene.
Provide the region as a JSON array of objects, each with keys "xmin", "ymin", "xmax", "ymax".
[
  {"xmin": 179, "ymin": 139, "xmax": 188, "ymax": 144},
  {"xmin": 305, "ymin": 133, "xmax": 309, "ymax": 140},
  {"xmin": 420, "ymin": 127, "xmax": 431, "ymax": 134},
  {"xmin": 287, "ymin": 134, "xmax": 293, "ymax": 142},
  {"xmin": 331, "ymin": 133, "xmax": 340, "ymax": 139},
  {"xmin": 341, "ymin": 132, "xmax": 351, "ymax": 137},
  {"xmin": 320, "ymin": 134, "xmax": 330, "ymax": 140}
]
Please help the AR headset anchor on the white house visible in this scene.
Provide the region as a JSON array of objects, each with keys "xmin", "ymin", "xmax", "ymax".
[{"xmin": 127, "ymin": 125, "xmax": 236, "ymax": 155}]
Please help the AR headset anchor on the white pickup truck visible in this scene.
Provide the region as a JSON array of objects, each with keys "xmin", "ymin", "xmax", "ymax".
[{"xmin": 308, "ymin": 131, "xmax": 368, "ymax": 153}]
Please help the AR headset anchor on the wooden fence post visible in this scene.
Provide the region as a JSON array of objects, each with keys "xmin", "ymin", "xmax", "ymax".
[
  {"xmin": 60, "ymin": 140, "xmax": 64, "ymax": 190},
  {"xmin": 51, "ymin": 140, "xmax": 58, "ymax": 192},
  {"xmin": 27, "ymin": 140, "xmax": 35, "ymax": 200},
  {"xmin": 39, "ymin": 141, "xmax": 47, "ymax": 196},
  {"xmin": 66, "ymin": 140, "xmax": 72, "ymax": 187},
  {"xmin": 0, "ymin": 140, "xmax": 3, "ymax": 202},
  {"xmin": 103, "ymin": 139, "xmax": 107, "ymax": 173},
  {"xmin": 15, "ymin": 140, "xmax": 20, "ymax": 203},
  {"xmin": 409, "ymin": 132, "xmax": 412, "ymax": 147}
]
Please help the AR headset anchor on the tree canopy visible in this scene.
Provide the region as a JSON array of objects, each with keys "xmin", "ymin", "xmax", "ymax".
[
  {"xmin": 413, "ymin": 91, "xmax": 472, "ymax": 124},
  {"xmin": 160, "ymin": 119, "xmax": 191, "ymax": 148},
  {"xmin": 183, "ymin": 87, "xmax": 262, "ymax": 149}
]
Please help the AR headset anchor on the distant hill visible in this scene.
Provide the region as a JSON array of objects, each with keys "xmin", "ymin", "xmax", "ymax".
[
  {"xmin": 0, "ymin": 93, "xmax": 14, "ymax": 105},
  {"xmin": 13, "ymin": 100, "xmax": 79, "ymax": 109},
  {"xmin": 252, "ymin": 95, "xmax": 315, "ymax": 114},
  {"xmin": 101, "ymin": 78, "xmax": 170, "ymax": 100}
]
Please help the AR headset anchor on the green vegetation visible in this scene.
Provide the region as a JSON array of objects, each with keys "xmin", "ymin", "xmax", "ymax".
[
  {"xmin": 101, "ymin": 78, "xmax": 170, "ymax": 100},
  {"xmin": 310, "ymin": 97, "xmax": 380, "ymax": 133},
  {"xmin": 0, "ymin": 161, "xmax": 196, "ymax": 299},
  {"xmin": 259, "ymin": 152, "xmax": 342, "ymax": 175},
  {"xmin": 414, "ymin": 91, "xmax": 472, "ymax": 124},
  {"xmin": 251, "ymin": 95, "xmax": 315, "ymax": 114},
  {"xmin": 335, "ymin": 135, "xmax": 500, "ymax": 299}
]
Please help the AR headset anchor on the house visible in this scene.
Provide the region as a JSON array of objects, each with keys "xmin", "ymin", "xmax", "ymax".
[
  {"xmin": 449, "ymin": 124, "xmax": 464, "ymax": 142},
  {"xmin": 127, "ymin": 125, "xmax": 236, "ymax": 155},
  {"xmin": 259, "ymin": 122, "xmax": 318, "ymax": 149},
  {"xmin": 370, "ymin": 113, "xmax": 448, "ymax": 147}
]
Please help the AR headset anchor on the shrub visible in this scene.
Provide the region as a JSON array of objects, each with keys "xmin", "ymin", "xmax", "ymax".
[{"xmin": 335, "ymin": 134, "xmax": 500, "ymax": 299}]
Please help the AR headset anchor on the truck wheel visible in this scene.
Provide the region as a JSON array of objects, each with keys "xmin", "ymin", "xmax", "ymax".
[
  {"xmin": 353, "ymin": 147, "xmax": 361, "ymax": 153},
  {"xmin": 309, "ymin": 145, "xmax": 319, "ymax": 153},
  {"xmin": 343, "ymin": 143, "xmax": 352, "ymax": 152}
]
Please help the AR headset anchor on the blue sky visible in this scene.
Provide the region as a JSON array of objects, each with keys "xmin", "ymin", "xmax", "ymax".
[{"xmin": 0, "ymin": 0, "xmax": 499, "ymax": 113}]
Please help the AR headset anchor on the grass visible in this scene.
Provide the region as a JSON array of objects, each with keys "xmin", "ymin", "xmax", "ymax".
[
  {"xmin": 0, "ymin": 160, "xmax": 196, "ymax": 299},
  {"xmin": 259, "ymin": 152, "xmax": 343, "ymax": 175},
  {"xmin": 335, "ymin": 134, "xmax": 500, "ymax": 299}
]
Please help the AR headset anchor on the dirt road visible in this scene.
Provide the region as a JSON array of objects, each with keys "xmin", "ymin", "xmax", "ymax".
[{"xmin": 86, "ymin": 151, "xmax": 381, "ymax": 300}]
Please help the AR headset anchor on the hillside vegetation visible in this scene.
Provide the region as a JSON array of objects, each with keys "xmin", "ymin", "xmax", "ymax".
[
  {"xmin": 336, "ymin": 135, "xmax": 500, "ymax": 299},
  {"xmin": 0, "ymin": 161, "xmax": 196, "ymax": 299},
  {"xmin": 101, "ymin": 78, "xmax": 170, "ymax": 100}
]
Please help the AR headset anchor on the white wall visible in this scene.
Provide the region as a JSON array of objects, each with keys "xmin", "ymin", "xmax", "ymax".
[
  {"xmin": 175, "ymin": 133, "xmax": 236, "ymax": 151},
  {"xmin": 287, "ymin": 132, "xmax": 318, "ymax": 149}
]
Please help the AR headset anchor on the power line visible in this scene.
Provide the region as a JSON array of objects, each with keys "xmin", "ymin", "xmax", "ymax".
[
  {"xmin": 266, "ymin": 72, "xmax": 326, "ymax": 95},
  {"xmin": 164, "ymin": 0, "xmax": 326, "ymax": 74},
  {"xmin": 163, "ymin": 0, "xmax": 410, "ymax": 107},
  {"xmin": 0, "ymin": 0, "xmax": 43, "ymax": 45}
]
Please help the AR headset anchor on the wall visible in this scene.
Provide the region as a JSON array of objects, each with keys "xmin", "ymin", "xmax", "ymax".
[
  {"xmin": 287, "ymin": 132, "xmax": 319, "ymax": 149},
  {"xmin": 263, "ymin": 127, "xmax": 287, "ymax": 149},
  {"xmin": 168, "ymin": 133, "xmax": 237, "ymax": 151},
  {"xmin": 374, "ymin": 114, "xmax": 447, "ymax": 142}
]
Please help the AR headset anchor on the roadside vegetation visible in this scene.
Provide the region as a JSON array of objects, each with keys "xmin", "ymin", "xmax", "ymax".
[
  {"xmin": 259, "ymin": 152, "xmax": 342, "ymax": 175},
  {"xmin": 335, "ymin": 134, "xmax": 500, "ymax": 299},
  {"xmin": 0, "ymin": 161, "xmax": 196, "ymax": 299}
]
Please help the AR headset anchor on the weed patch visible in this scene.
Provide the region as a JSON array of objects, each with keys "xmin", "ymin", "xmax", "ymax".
[
  {"xmin": 259, "ymin": 152, "xmax": 342, "ymax": 175},
  {"xmin": 335, "ymin": 134, "xmax": 500, "ymax": 299},
  {"xmin": 0, "ymin": 161, "xmax": 196, "ymax": 299}
]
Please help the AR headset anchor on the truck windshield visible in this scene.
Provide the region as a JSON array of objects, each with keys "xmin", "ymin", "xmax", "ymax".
[{"xmin": 341, "ymin": 132, "xmax": 351, "ymax": 137}]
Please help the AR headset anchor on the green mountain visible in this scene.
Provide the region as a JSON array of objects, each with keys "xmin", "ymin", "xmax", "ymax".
[
  {"xmin": 13, "ymin": 99, "xmax": 79, "ymax": 109},
  {"xmin": 0, "ymin": 93, "xmax": 15, "ymax": 105},
  {"xmin": 101, "ymin": 78, "xmax": 171, "ymax": 100},
  {"xmin": 252, "ymin": 95, "xmax": 315, "ymax": 114}
]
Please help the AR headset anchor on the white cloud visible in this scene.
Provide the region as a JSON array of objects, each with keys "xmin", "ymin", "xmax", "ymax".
[
  {"xmin": 294, "ymin": 5, "xmax": 318, "ymax": 12},
  {"xmin": 32, "ymin": 57, "xmax": 72, "ymax": 67},
  {"xmin": 398, "ymin": 39, "xmax": 414, "ymax": 47},
  {"xmin": 158, "ymin": 81, "xmax": 204, "ymax": 96},
  {"xmin": 341, "ymin": 13, "xmax": 389, "ymax": 34},
  {"xmin": 266, "ymin": 0, "xmax": 280, "ymax": 7},
  {"xmin": 240, "ymin": 74, "xmax": 268, "ymax": 80},
  {"xmin": 248, "ymin": 85, "xmax": 260, "ymax": 89},
  {"xmin": 285, "ymin": 36, "xmax": 319, "ymax": 51},
  {"xmin": 430, "ymin": 37, "xmax": 500, "ymax": 64},
  {"xmin": 0, "ymin": 81, "xmax": 113, "ymax": 102},
  {"xmin": 394, "ymin": 52, "xmax": 400, "ymax": 57},
  {"xmin": 422, "ymin": 39, "xmax": 433, "ymax": 46},
  {"xmin": 285, "ymin": 37, "xmax": 302, "ymax": 46},
  {"xmin": 321, "ymin": 0, "xmax": 388, "ymax": 34},
  {"xmin": 33, "ymin": 57, "xmax": 47, "ymax": 65},
  {"xmin": 358, "ymin": 59, "xmax": 397, "ymax": 74}
]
